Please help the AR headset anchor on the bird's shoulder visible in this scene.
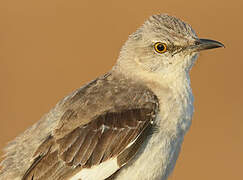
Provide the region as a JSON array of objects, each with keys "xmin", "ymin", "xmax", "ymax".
[{"xmin": 54, "ymin": 72, "xmax": 159, "ymax": 139}]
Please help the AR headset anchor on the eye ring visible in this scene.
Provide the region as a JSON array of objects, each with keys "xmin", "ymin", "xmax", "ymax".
[{"xmin": 154, "ymin": 42, "xmax": 167, "ymax": 54}]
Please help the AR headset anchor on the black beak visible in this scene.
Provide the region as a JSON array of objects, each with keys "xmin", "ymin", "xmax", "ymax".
[{"xmin": 191, "ymin": 38, "xmax": 225, "ymax": 52}]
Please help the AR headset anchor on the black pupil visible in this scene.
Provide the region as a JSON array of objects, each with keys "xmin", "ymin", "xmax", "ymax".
[{"xmin": 157, "ymin": 44, "xmax": 165, "ymax": 51}]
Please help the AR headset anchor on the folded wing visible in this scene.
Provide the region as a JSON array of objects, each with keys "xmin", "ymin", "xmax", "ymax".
[{"xmin": 23, "ymin": 104, "xmax": 158, "ymax": 180}]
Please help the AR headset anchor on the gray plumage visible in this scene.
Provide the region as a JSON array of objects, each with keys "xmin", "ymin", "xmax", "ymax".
[{"xmin": 0, "ymin": 14, "xmax": 224, "ymax": 180}]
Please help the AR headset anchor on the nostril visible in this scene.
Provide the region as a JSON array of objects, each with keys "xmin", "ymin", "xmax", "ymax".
[{"xmin": 194, "ymin": 40, "xmax": 200, "ymax": 46}]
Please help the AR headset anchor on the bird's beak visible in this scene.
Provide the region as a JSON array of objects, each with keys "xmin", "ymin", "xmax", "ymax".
[{"xmin": 190, "ymin": 38, "xmax": 225, "ymax": 52}]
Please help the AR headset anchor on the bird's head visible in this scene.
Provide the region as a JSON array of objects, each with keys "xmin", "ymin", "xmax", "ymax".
[{"xmin": 115, "ymin": 14, "xmax": 224, "ymax": 81}]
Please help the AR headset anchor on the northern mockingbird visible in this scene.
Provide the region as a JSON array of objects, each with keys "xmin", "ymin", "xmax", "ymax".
[{"xmin": 0, "ymin": 14, "xmax": 224, "ymax": 180}]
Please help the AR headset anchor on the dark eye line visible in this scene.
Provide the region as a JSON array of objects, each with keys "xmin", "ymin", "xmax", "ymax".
[{"xmin": 170, "ymin": 45, "xmax": 185, "ymax": 56}]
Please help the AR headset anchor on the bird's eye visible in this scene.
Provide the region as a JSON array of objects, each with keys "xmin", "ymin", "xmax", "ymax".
[{"xmin": 154, "ymin": 42, "xmax": 167, "ymax": 54}]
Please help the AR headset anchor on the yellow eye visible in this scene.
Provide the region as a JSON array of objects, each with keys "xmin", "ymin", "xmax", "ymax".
[{"xmin": 154, "ymin": 42, "xmax": 167, "ymax": 53}]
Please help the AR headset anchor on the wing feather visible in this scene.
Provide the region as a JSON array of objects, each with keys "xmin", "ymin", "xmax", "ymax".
[{"xmin": 22, "ymin": 106, "xmax": 158, "ymax": 180}]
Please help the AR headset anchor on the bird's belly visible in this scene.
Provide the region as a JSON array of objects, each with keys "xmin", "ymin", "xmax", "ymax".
[{"xmin": 114, "ymin": 130, "xmax": 184, "ymax": 180}]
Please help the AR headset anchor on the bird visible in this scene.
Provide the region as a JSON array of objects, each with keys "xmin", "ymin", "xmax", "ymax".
[{"xmin": 0, "ymin": 14, "xmax": 224, "ymax": 180}]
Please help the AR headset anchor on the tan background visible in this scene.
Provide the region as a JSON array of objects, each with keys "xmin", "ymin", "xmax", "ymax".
[{"xmin": 0, "ymin": 0, "xmax": 242, "ymax": 179}]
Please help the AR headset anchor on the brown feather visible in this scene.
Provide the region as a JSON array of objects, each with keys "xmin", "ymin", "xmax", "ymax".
[{"xmin": 3, "ymin": 72, "xmax": 159, "ymax": 180}]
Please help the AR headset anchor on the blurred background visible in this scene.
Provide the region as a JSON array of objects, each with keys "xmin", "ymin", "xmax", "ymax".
[{"xmin": 0, "ymin": 0, "xmax": 242, "ymax": 179}]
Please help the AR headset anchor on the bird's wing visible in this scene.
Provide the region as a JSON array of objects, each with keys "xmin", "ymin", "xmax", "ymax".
[
  {"xmin": 21, "ymin": 74, "xmax": 159, "ymax": 180},
  {"xmin": 22, "ymin": 105, "xmax": 158, "ymax": 180}
]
